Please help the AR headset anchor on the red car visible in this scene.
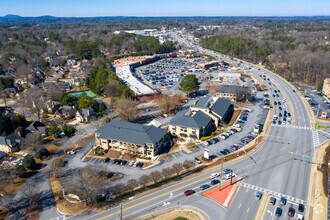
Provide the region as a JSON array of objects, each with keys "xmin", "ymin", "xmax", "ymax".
[
  {"xmin": 184, "ymin": 190, "xmax": 195, "ymax": 196},
  {"xmin": 288, "ymin": 207, "xmax": 295, "ymax": 217}
]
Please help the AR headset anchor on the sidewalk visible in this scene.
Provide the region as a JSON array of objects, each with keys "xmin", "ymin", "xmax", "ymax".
[{"xmin": 306, "ymin": 141, "xmax": 330, "ymax": 220}]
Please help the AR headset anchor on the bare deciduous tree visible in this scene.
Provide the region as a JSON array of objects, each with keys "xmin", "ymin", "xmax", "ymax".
[
  {"xmin": 126, "ymin": 179, "xmax": 139, "ymax": 191},
  {"xmin": 149, "ymin": 171, "xmax": 163, "ymax": 183},
  {"xmin": 172, "ymin": 163, "xmax": 184, "ymax": 175},
  {"xmin": 138, "ymin": 175, "xmax": 151, "ymax": 187},
  {"xmin": 156, "ymin": 93, "xmax": 182, "ymax": 114},
  {"xmin": 115, "ymin": 98, "xmax": 139, "ymax": 121},
  {"xmin": 161, "ymin": 167, "xmax": 174, "ymax": 178},
  {"xmin": 183, "ymin": 159, "xmax": 195, "ymax": 169}
]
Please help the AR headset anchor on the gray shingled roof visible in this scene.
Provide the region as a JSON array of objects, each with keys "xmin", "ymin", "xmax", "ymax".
[
  {"xmin": 26, "ymin": 121, "xmax": 46, "ymax": 133},
  {"xmin": 96, "ymin": 120, "xmax": 168, "ymax": 146},
  {"xmin": 211, "ymin": 98, "xmax": 232, "ymax": 118},
  {"xmin": 194, "ymin": 95, "xmax": 211, "ymax": 108},
  {"xmin": 0, "ymin": 134, "xmax": 21, "ymax": 148},
  {"xmin": 170, "ymin": 109, "xmax": 212, "ymax": 129},
  {"xmin": 217, "ymin": 85, "xmax": 249, "ymax": 94}
]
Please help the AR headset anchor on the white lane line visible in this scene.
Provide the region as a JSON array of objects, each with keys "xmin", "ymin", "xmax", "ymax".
[
  {"xmin": 247, "ymin": 207, "xmax": 250, "ymax": 213},
  {"xmin": 239, "ymin": 203, "xmax": 241, "ymax": 209}
]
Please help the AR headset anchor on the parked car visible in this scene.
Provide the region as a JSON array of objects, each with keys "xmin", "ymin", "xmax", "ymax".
[
  {"xmin": 128, "ymin": 161, "xmax": 135, "ymax": 166},
  {"xmin": 280, "ymin": 196, "xmax": 287, "ymax": 205},
  {"xmin": 225, "ymin": 173, "xmax": 236, "ymax": 180},
  {"xmin": 296, "ymin": 214, "xmax": 304, "ymax": 220},
  {"xmin": 194, "ymin": 157, "xmax": 202, "ymax": 164},
  {"xmin": 104, "ymin": 157, "xmax": 110, "ymax": 163},
  {"xmin": 184, "ymin": 190, "xmax": 195, "ymax": 196},
  {"xmin": 223, "ymin": 168, "xmax": 232, "ymax": 174}
]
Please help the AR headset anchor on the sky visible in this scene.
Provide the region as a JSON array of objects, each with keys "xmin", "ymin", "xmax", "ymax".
[{"xmin": 0, "ymin": 0, "xmax": 329, "ymax": 17}]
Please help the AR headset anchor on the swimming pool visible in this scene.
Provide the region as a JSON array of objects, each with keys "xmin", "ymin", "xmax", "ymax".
[{"xmin": 69, "ymin": 90, "xmax": 97, "ymax": 98}]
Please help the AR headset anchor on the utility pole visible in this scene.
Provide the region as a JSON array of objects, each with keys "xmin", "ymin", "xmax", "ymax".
[
  {"xmin": 230, "ymin": 170, "xmax": 233, "ymax": 185},
  {"xmin": 120, "ymin": 203, "xmax": 123, "ymax": 220}
]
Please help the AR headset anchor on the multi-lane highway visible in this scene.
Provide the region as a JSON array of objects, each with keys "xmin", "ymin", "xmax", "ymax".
[{"xmin": 66, "ymin": 32, "xmax": 321, "ymax": 220}]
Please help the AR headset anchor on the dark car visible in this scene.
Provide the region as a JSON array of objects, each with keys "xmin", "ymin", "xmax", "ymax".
[
  {"xmin": 279, "ymin": 106, "xmax": 282, "ymax": 111},
  {"xmin": 274, "ymin": 101, "xmax": 277, "ymax": 105},
  {"xmin": 104, "ymin": 157, "xmax": 110, "ymax": 163},
  {"xmin": 298, "ymin": 203, "xmax": 304, "ymax": 212},
  {"xmin": 120, "ymin": 160, "xmax": 127, "ymax": 166},
  {"xmin": 211, "ymin": 179, "xmax": 220, "ymax": 185},
  {"xmin": 106, "ymin": 172, "xmax": 114, "ymax": 178},
  {"xmin": 223, "ymin": 168, "xmax": 232, "ymax": 174},
  {"xmin": 255, "ymin": 191, "xmax": 262, "ymax": 200},
  {"xmin": 270, "ymin": 197, "xmax": 276, "ymax": 205},
  {"xmin": 184, "ymin": 189, "xmax": 195, "ymax": 196},
  {"xmin": 288, "ymin": 207, "xmax": 295, "ymax": 217},
  {"xmin": 273, "ymin": 120, "xmax": 276, "ymax": 124},
  {"xmin": 281, "ymin": 196, "xmax": 287, "ymax": 205},
  {"xmin": 276, "ymin": 94, "xmax": 279, "ymax": 97},
  {"xmin": 276, "ymin": 207, "xmax": 282, "ymax": 217},
  {"xmin": 200, "ymin": 184, "xmax": 210, "ymax": 190}
]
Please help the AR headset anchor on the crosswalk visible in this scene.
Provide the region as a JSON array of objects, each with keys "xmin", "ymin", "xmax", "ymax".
[
  {"xmin": 240, "ymin": 182, "xmax": 307, "ymax": 205},
  {"xmin": 272, "ymin": 124, "xmax": 312, "ymax": 130},
  {"xmin": 312, "ymin": 130, "xmax": 320, "ymax": 149}
]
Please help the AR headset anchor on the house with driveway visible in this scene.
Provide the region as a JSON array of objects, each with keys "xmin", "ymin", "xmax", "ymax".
[
  {"xmin": 95, "ymin": 120, "xmax": 171, "ymax": 158},
  {"xmin": 168, "ymin": 96, "xmax": 234, "ymax": 139}
]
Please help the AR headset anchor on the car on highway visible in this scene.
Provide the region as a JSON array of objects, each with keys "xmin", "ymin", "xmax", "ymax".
[
  {"xmin": 184, "ymin": 189, "xmax": 195, "ymax": 196},
  {"xmin": 200, "ymin": 184, "xmax": 210, "ymax": 190},
  {"xmin": 275, "ymin": 207, "xmax": 283, "ymax": 217},
  {"xmin": 211, "ymin": 179, "xmax": 220, "ymax": 185},
  {"xmin": 298, "ymin": 203, "xmax": 304, "ymax": 212},
  {"xmin": 224, "ymin": 173, "xmax": 236, "ymax": 180},
  {"xmin": 288, "ymin": 207, "xmax": 295, "ymax": 217},
  {"xmin": 270, "ymin": 197, "xmax": 276, "ymax": 205},
  {"xmin": 210, "ymin": 173, "xmax": 220, "ymax": 179},
  {"xmin": 296, "ymin": 214, "xmax": 304, "ymax": 220},
  {"xmin": 280, "ymin": 196, "xmax": 287, "ymax": 205},
  {"xmin": 222, "ymin": 168, "xmax": 232, "ymax": 174},
  {"xmin": 255, "ymin": 191, "xmax": 262, "ymax": 200}
]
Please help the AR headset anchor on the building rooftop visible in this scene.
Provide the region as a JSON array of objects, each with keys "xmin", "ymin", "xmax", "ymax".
[
  {"xmin": 96, "ymin": 120, "xmax": 168, "ymax": 146},
  {"xmin": 217, "ymin": 85, "xmax": 250, "ymax": 94},
  {"xmin": 170, "ymin": 109, "xmax": 213, "ymax": 129}
]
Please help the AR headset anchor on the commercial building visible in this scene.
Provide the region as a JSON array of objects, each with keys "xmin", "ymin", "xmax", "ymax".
[
  {"xmin": 216, "ymin": 85, "xmax": 251, "ymax": 102},
  {"xmin": 168, "ymin": 96, "xmax": 233, "ymax": 139},
  {"xmin": 95, "ymin": 120, "xmax": 170, "ymax": 157},
  {"xmin": 322, "ymin": 78, "xmax": 330, "ymax": 99}
]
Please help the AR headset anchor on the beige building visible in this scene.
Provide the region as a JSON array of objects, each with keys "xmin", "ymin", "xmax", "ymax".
[
  {"xmin": 323, "ymin": 78, "xmax": 330, "ymax": 99},
  {"xmin": 168, "ymin": 96, "xmax": 234, "ymax": 139},
  {"xmin": 95, "ymin": 120, "xmax": 170, "ymax": 158},
  {"xmin": 216, "ymin": 85, "xmax": 251, "ymax": 102}
]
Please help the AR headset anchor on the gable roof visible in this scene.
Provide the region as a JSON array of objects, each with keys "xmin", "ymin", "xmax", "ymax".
[
  {"xmin": 0, "ymin": 134, "xmax": 21, "ymax": 147},
  {"xmin": 26, "ymin": 121, "xmax": 46, "ymax": 133},
  {"xmin": 96, "ymin": 120, "xmax": 168, "ymax": 146},
  {"xmin": 211, "ymin": 98, "xmax": 232, "ymax": 118},
  {"xmin": 170, "ymin": 109, "xmax": 212, "ymax": 129}
]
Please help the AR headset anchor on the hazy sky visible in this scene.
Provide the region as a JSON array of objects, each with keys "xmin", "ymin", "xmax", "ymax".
[{"xmin": 0, "ymin": 0, "xmax": 329, "ymax": 17}]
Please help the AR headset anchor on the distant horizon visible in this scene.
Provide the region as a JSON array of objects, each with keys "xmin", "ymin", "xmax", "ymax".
[
  {"xmin": 0, "ymin": 0, "xmax": 329, "ymax": 17},
  {"xmin": 1, "ymin": 14, "xmax": 330, "ymax": 18}
]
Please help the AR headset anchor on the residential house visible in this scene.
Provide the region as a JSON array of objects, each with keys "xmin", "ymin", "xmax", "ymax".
[
  {"xmin": 76, "ymin": 107, "xmax": 95, "ymax": 123},
  {"xmin": 57, "ymin": 106, "xmax": 77, "ymax": 119},
  {"xmin": 0, "ymin": 134, "xmax": 21, "ymax": 153},
  {"xmin": 168, "ymin": 96, "xmax": 234, "ymax": 139},
  {"xmin": 3, "ymin": 87, "xmax": 17, "ymax": 97},
  {"xmin": 25, "ymin": 121, "xmax": 47, "ymax": 135},
  {"xmin": 95, "ymin": 120, "xmax": 170, "ymax": 157},
  {"xmin": 42, "ymin": 100, "xmax": 61, "ymax": 114}
]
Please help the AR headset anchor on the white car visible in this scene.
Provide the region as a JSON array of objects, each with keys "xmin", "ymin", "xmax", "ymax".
[
  {"xmin": 296, "ymin": 214, "xmax": 304, "ymax": 220},
  {"xmin": 234, "ymin": 124, "xmax": 241, "ymax": 128},
  {"xmin": 220, "ymin": 135, "xmax": 226, "ymax": 140},
  {"xmin": 67, "ymin": 150, "xmax": 76, "ymax": 155},
  {"xmin": 210, "ymin": 173, "xmax": 220, "ymax": 179},
  {"xmin": 225, "ymin": 173, "xmax": 236, "ymax": 180},
  {"xmin": 203, "ymin": 141, "xmax": 210, "ymax": 147}
]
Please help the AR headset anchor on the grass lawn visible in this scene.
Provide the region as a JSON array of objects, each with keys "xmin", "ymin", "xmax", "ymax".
[
  {"xmin": 313, "ymin": 123, "xmax": 327, "ymax": 130},
  {"xmin": 228, "ymin": 108, "xmax": 242, "ymax": 126}
]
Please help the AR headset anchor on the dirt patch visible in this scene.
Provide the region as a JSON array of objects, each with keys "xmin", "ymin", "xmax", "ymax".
[
  {"xmin": 121, "ymin": 153, "xmax": 136, "ymax": 161},
  {"xmin": 0, "ymin": 177, "xmax": 25, "ymax": 195},
  {"xmin": 0, "ymin": 206, "xmax": 8, "ymax": 220},
  {"xmin": 25, "ymin": 208, "xmax": 40, "ymax": 220},
  {"xmin": 158, "ymin": 154, "xmax": 171, "ymax": 161},
  {"xmin": 46, "ymin": 144, "xmax": 59, "ymax": 153},
  {"xmin": 104, "ymin": 150, "xmax": 121, "ymax": 159},
  {"xmin": 138, "ymin": 208, "xmax": 202, "ymax": 220}
]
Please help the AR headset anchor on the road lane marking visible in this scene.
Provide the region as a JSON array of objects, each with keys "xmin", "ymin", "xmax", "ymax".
[
  {"xmin": 97, "ymin": 174, "xmax": 212, "ymax": 219},
  {"xmin": 239, "ymin": 203, "xmax": 241, "ymax": 209},
  {"xmin": 261, "ymin": 196, "xmax": 271, "ymax": 220},
  {"xmin": 247, "ymin": 207, "xmax": 250, "ymax": 213}
]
